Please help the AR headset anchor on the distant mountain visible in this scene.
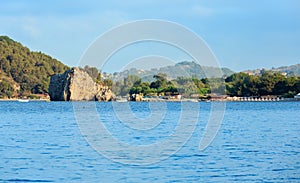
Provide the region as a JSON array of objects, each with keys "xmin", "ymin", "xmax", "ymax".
[
  {"xmin": 270, "ymin": 64, "xmax": 300, "ymax": 76},
  {"xmin": 0, "ymin": 36, "xmax": 69, "ymax": 98},
  {"xmin": 243, "ymin": 64, "xmax": 300, "ymax": 76},
  {"xmin": 111, "ymin": 61, "xmax": 234, "ymax": 81}
]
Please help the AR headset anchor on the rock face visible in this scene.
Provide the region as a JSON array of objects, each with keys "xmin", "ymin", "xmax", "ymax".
[
  {"xmin": 48, "ymin": 68, "xmax": 114, "ymax": 101},
  {"xmin": 130, "ymin": 94, "xmax": 143, "ymax": 101}
]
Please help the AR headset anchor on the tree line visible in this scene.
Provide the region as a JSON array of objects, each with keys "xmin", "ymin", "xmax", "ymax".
[
  {"xmin": 226, "ymin": 72, "xmax": 300, "ymax": 98},
  {"xmin": 114, "ymin": 72, "xmax": 300, "ymax": 98}
]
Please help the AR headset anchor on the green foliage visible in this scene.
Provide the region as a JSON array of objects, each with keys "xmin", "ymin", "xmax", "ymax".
[
  {"xmin": 115, "ymin": 75, "xmax": 141, "ymax": 96},
  {"xmin": 0, "ymin": 36, "xmax": 69, "ymax": 96},
  {"xmin": 103, "ymin": 79, "xmax": 113, "ymax": 87},
  {"xmin": 225, "ymin": 72, "xmax": 255, "ymax": 96},
  {"xmin": 0, "ymin": 78, "xmax": 14, "ymax": 98},
  {"xmin": 128, "ymin": 74, "xmax": 205, "ymax": 97},
  {"xmin": 225, "ymin": 72, "xmax": 300, "ymax": 97},
  {"xmin": 126, "ymin": 74, "xmax": 223, "ymax": 98},
  {"xmin": 80, "ymin": 65, "xmax": 101, "ymax": 82},
  {"xmin": 79, "ymin": 65, "xmax": 114, "ymax": 89},
  {"xmin": 125, "ymin": 71, "xmax": 300, "ymax": 98},
  {"xmin": 150, "ymin": 73, "xmax": 168, "ymax": 90}
]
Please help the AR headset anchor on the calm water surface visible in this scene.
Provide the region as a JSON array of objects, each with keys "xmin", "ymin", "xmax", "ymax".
[{"xmin": 0, "ymin": 101, "xmax": 299, "ymax": 182}]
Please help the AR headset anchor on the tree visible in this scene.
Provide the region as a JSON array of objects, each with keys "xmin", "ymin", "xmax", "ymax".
[
  {"xmin": 32, "ymin": 84, "xmax": 45, "ymax": 94},
  {"xmin": 0, "ymin": 79, "xmax": 14, "ymax": 98},
  {"xmin": 150, "ymin": 73, "xmax": 167, "ymax": 89},
  {"xmin": 225, "ymin": 73, "xmax": 257, "ymax": 96},
  {"xmin": 119, "ymin": 75, "xmax": 141, "ymax": 96},
  {"xmin": 257, "ymin": 72, "xmax": 276, "ymax": 95},
  {"xmin": 81, "ymin": 65, "xmax": 100, "ymax": 81},
  {"xmin": 103, "ymin": 78, "xmax": 113, "ymax": 88}
]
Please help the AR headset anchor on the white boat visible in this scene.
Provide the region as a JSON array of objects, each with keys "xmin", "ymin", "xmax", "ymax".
[
  {"xmin": 115, "ymin": 99, "xmax": 128, "ymax": 102},
  {"xmin": 18, "ymin": 99, "xmax": 29, "ymax": 102},
  {"xmin": 295, "ymin": 93, "xmax": 300, "ymax": 100}
]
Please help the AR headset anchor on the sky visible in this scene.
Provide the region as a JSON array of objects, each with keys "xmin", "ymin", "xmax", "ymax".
[{"xmin": 0, "ymin": 0, "xmax": 299, "ymax": 73}]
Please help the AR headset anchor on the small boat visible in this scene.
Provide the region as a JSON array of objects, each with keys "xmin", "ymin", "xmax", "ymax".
[
  {"xmin": 295, "ymin": 93, "xmax": 300, "ymax": 100},
  {"xmin": 18, "ymin": 99, "xmax": 30, "ymax": 103},
  {"xmin": 115, "ymin": 99, "xmax": 128, "ymax": 103}
]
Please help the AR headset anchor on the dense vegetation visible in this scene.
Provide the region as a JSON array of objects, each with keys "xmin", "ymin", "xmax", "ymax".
[
  {"xmin": 112, "ymin": 73, "xmax": 222, "ymax": 98},
  {"xmin": 0, "ymin": 36, "xmax": 69, "ymax": 98},
  {"xmin": 0, "ymin": 77, "xmax": 15, "ymax": 98},
  {"xmin": 122, "ymin": 72, "xmax": 300, "ymax": 98},
  {"xmin": 226, "ymin": 72, "xmax": 300, "ymax": 98},
  {"xmin": 0, "ymin": 35, "xmax": 299, "ymax": 99},
  {"xmin": 79, "ymin": 65, "xmax": 113, "ymax": 87}
]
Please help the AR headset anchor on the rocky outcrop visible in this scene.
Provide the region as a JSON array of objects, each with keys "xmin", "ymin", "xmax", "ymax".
[
  {"xmin": 130, "ymin": 94, "xmax": 143, "ymax": 101},
  {"xmin": 48, "ymin": 68, "xmax": 114, "ymax": 101}
]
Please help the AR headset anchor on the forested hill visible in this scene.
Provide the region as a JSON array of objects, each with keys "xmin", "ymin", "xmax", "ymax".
[{"xmin": 0, "ymin": 36, "xmax": 69, "ymax": 98}]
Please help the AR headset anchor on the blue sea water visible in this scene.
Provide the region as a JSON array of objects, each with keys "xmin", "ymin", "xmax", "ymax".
[{"xmin": 0, "ymin": 101, "xmax": 299, "ymax": 182}]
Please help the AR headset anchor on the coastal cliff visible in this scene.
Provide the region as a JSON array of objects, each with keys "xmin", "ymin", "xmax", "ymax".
[{"xmin": 48, "ymin": 68, "xmax": 114, "ymax": 101}]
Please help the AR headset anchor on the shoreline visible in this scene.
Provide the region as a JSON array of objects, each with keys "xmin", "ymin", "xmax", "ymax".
[
  {"xmin": 0, "ymin": 98, "xmax": 298, "ymax": 102},
  {"xmin": 0, "ymin": 98, "xmax": 50, "ymax": 102}
]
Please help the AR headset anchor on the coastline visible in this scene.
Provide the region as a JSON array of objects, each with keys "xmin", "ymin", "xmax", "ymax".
[
  {"xmin": 0, "ymin": 98, "xmax": 298, "ymax": 102},
  {"xmin": 0, "ymin": 98, "xmax": 50, "ymax": 102}
]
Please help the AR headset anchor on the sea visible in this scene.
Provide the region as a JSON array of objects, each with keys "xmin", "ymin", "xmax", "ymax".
[{"xmin": 0, "ymin": 101, "xmax": 299, "ymax": 182}]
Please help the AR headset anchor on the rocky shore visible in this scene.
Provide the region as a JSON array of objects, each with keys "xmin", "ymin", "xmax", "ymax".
[{"xmin": 48, "ymin": 68, "xmax": 114, "ymax": 101}]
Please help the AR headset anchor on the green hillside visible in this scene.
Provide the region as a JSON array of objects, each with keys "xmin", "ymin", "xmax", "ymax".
[{"xmin": 0, "ymin": 36, "xmax": 69, "ymax": 98}]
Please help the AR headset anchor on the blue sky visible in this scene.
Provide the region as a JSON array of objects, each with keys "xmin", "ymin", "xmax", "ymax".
[{"xmin": 0, "ymin": 0, "xmax": 299, "ymax": 72}]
